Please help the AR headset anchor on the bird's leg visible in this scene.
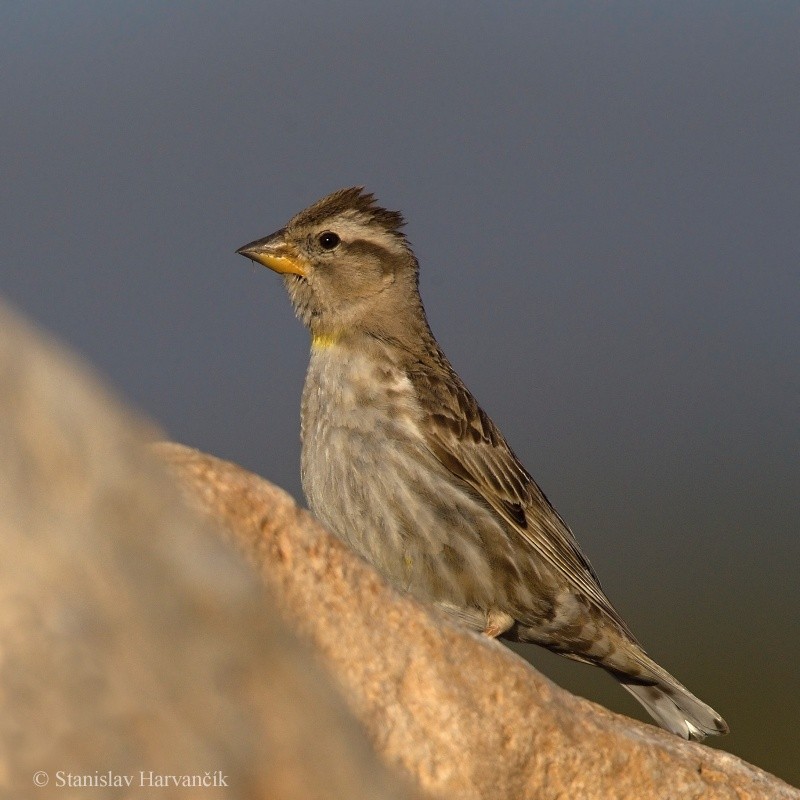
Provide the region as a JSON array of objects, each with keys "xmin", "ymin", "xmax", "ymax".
[{"xmin": 483, "ymin": 610, "xmax": 515, "ymax": 639}]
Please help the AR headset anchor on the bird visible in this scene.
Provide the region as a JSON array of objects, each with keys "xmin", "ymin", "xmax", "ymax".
[{"xmin": 236, "ymin": 187, "xmax": 728, "ymax": 740}]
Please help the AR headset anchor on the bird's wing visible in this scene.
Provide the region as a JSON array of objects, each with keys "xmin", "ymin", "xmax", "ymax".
[{"xmin": 411, "ymin": 359, "xmax": 634, "ymax": 636}]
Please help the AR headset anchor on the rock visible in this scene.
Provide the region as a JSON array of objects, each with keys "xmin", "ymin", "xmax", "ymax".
[
  {"xmin": 158, "ymin": 442, "xmax": 800, "ymax": 800},
  {"xmin": 0, "ymin": 299, "xmax": 416, "ymax": 800},
  {"xmin": 1, "ymin": 293, "xmax": 795, "ymax": 800}
]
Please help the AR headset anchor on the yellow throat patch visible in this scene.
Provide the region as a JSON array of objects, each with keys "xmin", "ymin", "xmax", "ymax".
[{"xmin": 311, "ymin": 333, "xmax": 340, "ymax": 350}]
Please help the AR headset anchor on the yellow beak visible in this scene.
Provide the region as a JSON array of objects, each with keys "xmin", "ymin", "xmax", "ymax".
[{"xmin": 236, "ymin": 230, "xmax": 308, "ymax": 277}]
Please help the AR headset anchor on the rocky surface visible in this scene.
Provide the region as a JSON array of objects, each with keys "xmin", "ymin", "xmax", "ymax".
[
  {"xmin": 0, "ymin": 300, "xmax": 416, "ymax": 800},
  {"xmin": 159, "ymin": 442, "xmax": 800, "ymax": 800},
  {"xmin": 1, "ymin": 295, "xmax": 796, "ymax": 799}
]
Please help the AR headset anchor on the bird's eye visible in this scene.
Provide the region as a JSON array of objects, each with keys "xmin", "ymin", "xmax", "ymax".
[{"xmin": 318, "ymin": 231, "xmax": 341, "ymax": 250}]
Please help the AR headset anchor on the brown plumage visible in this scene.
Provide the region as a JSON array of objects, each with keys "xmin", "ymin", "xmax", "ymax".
[{"xmin": 236, "ymin": 187, "xmax": 728, "ymax": 739}]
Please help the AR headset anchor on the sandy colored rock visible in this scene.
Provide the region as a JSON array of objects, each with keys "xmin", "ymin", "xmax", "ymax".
[
  {"xmin": 0, "ymin": 299, "xmax": 416, "ymax": 800},
  {"xmin": 158, "ymin": 442, "xmax": 800, "ymax": 800},
  {"xmin": 1, "ymin": 291, "xmax": 794, "ymax": 800}
]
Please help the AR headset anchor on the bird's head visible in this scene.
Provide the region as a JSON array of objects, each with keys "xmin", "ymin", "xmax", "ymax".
[{"xmin": 237, "ymin": 187, "xmax": 423, "ymax": 343}]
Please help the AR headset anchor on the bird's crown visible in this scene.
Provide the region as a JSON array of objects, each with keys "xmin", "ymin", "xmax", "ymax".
[{"xmin": 289, "ymin": 187, "xmax": 407, "ymax": 242}]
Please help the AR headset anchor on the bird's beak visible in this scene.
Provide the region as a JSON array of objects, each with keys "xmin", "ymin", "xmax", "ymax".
[{"xmin": 235, "ymin": 229, "xmax": 309, "ymax": 277}]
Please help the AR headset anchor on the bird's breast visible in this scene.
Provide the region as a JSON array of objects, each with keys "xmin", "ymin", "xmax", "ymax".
[
  {"xmin": 300, "ymin": 342, "xmax": 424, "ymax": 507},
  {"xmin": 301, "ymin": 343, "xmax": 421, "ymax": 442},
  {"xmin": 299, "ymin": 343, "xmax": 426, "ymax": 565},
  {"xmin": 297, "ymin": 342, "xmax": 528, "ymax": 617}
]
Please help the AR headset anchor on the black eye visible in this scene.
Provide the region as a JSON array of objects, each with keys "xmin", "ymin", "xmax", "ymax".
[{"xmin": 318, "ymin": 231, "xmax": 340, "ymax": 250}]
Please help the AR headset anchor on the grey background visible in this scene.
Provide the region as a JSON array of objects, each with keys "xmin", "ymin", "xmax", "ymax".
[{"xmin": 3, "ymin": 1, "xmax": 798, "ymax": 784}]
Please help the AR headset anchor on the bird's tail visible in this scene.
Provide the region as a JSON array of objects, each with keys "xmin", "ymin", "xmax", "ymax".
[{"xmin": 618, "ymin": 654, "xmax": 728, "ymax": 740}]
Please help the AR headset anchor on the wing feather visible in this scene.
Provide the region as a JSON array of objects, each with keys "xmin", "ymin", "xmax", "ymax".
[{"xmin": 411, "ymin": 358, "xmax": 634, "ymax": 637}]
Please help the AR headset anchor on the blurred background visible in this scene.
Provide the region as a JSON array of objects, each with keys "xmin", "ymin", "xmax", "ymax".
[{"xmin": 2, "ymin": 1, "xmax": 797, "ymax": 785}]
